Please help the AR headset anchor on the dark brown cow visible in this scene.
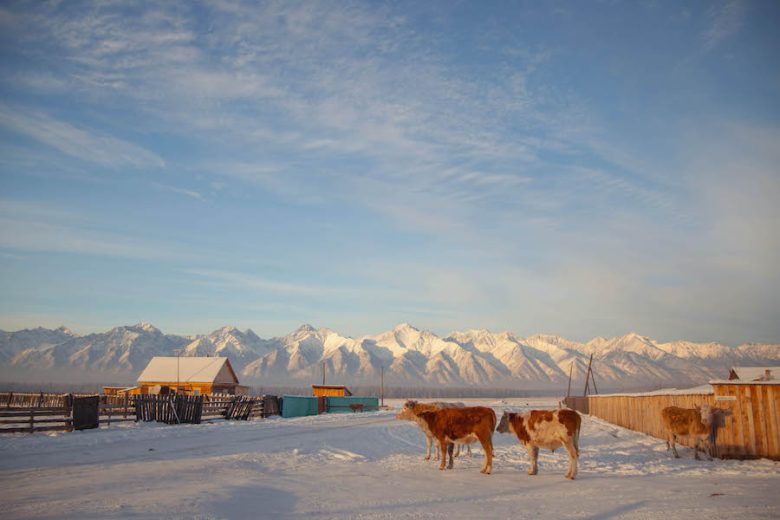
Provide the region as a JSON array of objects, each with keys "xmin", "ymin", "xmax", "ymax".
[
  {"xmin": 416, "ymin": 406, "xmax": 496, "ymax": 474},
  {"xmin": 496, "ymin": 409, "xmax": 581, "ymax": 479},
  {"xmin": 395, "ymin": 400, "xmax": 471, "ymax": 460},
  {"xmin": 661, "ymin": 405, "xmax": 715, "ymax": 460}
]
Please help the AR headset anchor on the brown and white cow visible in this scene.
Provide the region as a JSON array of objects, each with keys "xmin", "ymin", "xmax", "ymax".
[
  {"xmin": 416, "ymin": 406, "xmax": 496, "ymax": 474},
  {"xmin": 395, "ymin": 400, "xmax": 472, "ymax": 460},
  {"xmin": 661, "ymin": 405, "xmax": 715, "ymax": 460},
  {"xmin": 496, "ymin": 409, "xmax": 581, "ymax": 479}
]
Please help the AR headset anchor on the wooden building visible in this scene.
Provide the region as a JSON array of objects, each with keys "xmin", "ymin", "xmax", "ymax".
[
  {"xmin": 311, "ymin": 384, "xmax": 352, "ymax": 397},
  {"xmin": 133, "ymin": 357, "xmax": 247, "ymax": 395}
]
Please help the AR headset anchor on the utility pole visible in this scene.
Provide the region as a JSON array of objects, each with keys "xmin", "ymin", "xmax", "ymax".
[
  {"xmin": 566, "ymin": 362, "xmax": 573, "ymax": 398},
  {"xmin": 322, "ymin": 362, "xmax": 325, "ymax": 386},
  {"xmin": 583, "ymin": 353, "xmax": 593, "ymax": 397},
  {"xmin": 380, "ymin": 366, "xmax": 384, "ymax": 407}
]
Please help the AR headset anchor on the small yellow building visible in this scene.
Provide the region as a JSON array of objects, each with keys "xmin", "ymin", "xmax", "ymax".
[
  {"xmin": 312, "ymin": 384, "xmax": 352, "ymax": 397},
  {"xmin": 132, "ymin": 356, "xmax": 246, "ymax": 395}
]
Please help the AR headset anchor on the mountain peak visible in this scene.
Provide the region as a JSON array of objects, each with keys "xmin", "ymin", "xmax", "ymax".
[
  {"xmin": 56, "ymin": 326, "xmax": 76, "ymax": 336},
  {"xmin": 133, "ymin": 322, "xmax": 159, "ymax": 333},
  {"xmin": 394, "ymin": 322, "xmax": 419, "ymax": 333},
  {"xmin": 295, "ymin": 323, "xmax": 317, "ymax": 333}
]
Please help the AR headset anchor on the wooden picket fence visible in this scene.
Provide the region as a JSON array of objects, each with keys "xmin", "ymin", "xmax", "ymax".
[
  {"xmin": 134, "ymin": 394, "xmax": 205, "ymax": 424},
  {"xmin": 563, "ymin": 381, "xmax": 780, "ymax": 460}
]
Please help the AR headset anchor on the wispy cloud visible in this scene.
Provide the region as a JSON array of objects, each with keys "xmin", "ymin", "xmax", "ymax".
[
  {"xmin": 0, "ymin": 105, "xmax": 164, "ymax": 169},
  {"xmin": 702, "ymin": 0, "xmax": 747, "ymax": 50},
  {"xmin": 150, "ymin": 182, "xmax": 205, "ymax": 201},
  {"xmin": 0, "ymin": 200, "xmax": 173, "ymax": 259}
]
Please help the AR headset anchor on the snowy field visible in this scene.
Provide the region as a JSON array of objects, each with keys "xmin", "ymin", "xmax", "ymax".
[{"xmin": 1, "ymin": 397, "xmax": 778, "ymax": 519}]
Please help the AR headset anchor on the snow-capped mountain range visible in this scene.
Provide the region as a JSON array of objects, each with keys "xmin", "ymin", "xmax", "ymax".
[{"xmin": 1, "ymin": 323, "xmax": 778, "ymax": 390}]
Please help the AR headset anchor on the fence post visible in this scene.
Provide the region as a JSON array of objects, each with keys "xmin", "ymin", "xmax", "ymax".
[
  {"xmin": 29, "ymin": 407, "xmax": 35, "ymax": 433},
  {"xmin": 123, "ymin": 393, "xmax": 128, "ymax": 419}
]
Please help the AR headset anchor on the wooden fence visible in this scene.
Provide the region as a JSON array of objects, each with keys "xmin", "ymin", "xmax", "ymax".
[
  {"xmin": 0, "ymin": 391, "xmax": 282, "ymax": 432},
  {"xmin": 135, "ymin": 394, "xmax": 204, "ymax": 424},
  {"xmin": 563, "ymin": 381, "xmax": 780, "ymax": 460},
  {"xmin": 710, "ymin": 381, "xmax": 780, "ymax": 460},
  {"xmin": 0, "ymin": 406, "xmax": 73, "ymax": 433}
]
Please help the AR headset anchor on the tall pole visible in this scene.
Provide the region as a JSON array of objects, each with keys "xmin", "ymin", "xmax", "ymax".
[
  {"xmin": 583, "ymin": 354, "xmax": 593, "ymax": 397},
  {"xmin": 322, "ymin": 362, "xmax": 325, "ymax": 385},
  {"xmin": 566, "ymin": 362, "xmax": 573, "ymax": 398},
  {"xmin": 381, "ymin": 366, "xmax": 384, "ymax": 407}
]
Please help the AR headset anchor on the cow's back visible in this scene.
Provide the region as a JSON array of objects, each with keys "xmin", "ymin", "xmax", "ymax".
[
  {"xmin": 662, "ymin": 406, "xmax": 698, "ymax": 435},
  {"xmin": 432, "ymin": 406, "xmax": 495, "ymax": 440}
]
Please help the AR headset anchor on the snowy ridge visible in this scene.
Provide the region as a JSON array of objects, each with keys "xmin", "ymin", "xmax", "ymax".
[{"xmin": 0, "ymin": 323, "xmax": 778, "ymax": 389}]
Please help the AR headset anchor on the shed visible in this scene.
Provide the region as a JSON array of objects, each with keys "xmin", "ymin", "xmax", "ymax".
[
  {"xmin": 136, "ymin": 357, "xmax": 246, "ymax": 395},
  {"xmin": 728, "ymin": 367, "xmax": 779, "ymax": 381},
  {"xmin": 312, "ymin": 384, "xmax": 352, "ymax": 397}
]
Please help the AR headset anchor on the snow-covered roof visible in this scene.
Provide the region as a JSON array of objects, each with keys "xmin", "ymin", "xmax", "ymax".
[
  {"xmin": 728, "ymin": 366, "xmax": 779, "ymax": 381},
  {"xmin": 137, "ymin": 357, "xmax": 239, "ymax": 384},
  {"xmin": 590, "ymin": 384, "xmax": 714, "ymax": 397}
]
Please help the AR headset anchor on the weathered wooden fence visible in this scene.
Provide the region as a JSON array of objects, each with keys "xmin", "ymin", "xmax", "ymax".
[
  {"xmin": 563, "ymin": 381, "xmax": 780, "ymax": 460},
  {"xmin": 134, "ymin": 394, "xmax": 205, "ymax": 424},
  {"xmin": 710, "ymin": 381, "xmax": 780, "ymax": 460},
  {"xmin": 0, "ymin": 406, "xmax": 73, "ymax": 433},
  {"xmin": 1, "ymin": 391, "xmax": 281, "ymax": 432}
]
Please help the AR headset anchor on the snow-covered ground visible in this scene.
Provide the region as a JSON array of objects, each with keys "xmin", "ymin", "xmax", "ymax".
[{"xmin": 1, "ymin": 398, "xmax": 778, "ymax": 519}]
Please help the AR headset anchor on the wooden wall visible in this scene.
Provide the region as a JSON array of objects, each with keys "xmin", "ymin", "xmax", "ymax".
[
  {"xmin": 710, "ymin": 382, "xmax": 780, "ymax": 460},
  {"xmin": 567, "ymin": 383, "xmax": 780, "ymax": 460},
  {"xmin": 587, "ymin": 393, "xmax": 715, "ymax": 450}
]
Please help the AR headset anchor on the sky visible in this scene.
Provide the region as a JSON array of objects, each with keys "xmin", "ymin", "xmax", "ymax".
[{"xmin": 0, "ymin": 0, "xmax": 778, "ymax": 345}]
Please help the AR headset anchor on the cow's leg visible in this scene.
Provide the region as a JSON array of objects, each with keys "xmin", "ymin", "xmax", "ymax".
[
  {"xmin": 563, "ymin": 437, "xmax": 578, "ymax": 480},
  {"xmin": 447, "ymin": 442, "xmax": 455, "ymax": 469},
  {"xmin": 454, "ymin": 443, "xmax": 461, "ymax": 458},
  {"xmin": 669, "ymin": 433, "xmax": 680, "ymax": 458},
  {"xmin": 438, "ymin": 438, "xmax": 448, "ymax": 470},
  {"xmin": 477, "ymin": 433, "xmax": 493, "ymax": 474},
  {"xmin": 425, "ymin": 434, "xmax": 432, "ymax": 460},
  {"xmin": 527, "ymin": 445, "xmax": 539, "ymax": 475},
  {"xmin": 693, "ymin": 438, "xmax": 701, "ymax": 460}
]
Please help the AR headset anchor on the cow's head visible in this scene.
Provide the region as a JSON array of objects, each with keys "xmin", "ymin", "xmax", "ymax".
[
  {"xmin": 395, "ymin": 400, "xmax": 418, "ymax": 421},
  {"xmin": 699, "ymin": 404, "xmax": 714, "ymax": 426},
  {"xmin": 496, "ymin": 411, "xmax": 512, "ymax": 433}
]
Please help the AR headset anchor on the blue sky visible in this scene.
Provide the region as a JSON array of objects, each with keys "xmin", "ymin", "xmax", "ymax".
[{"xmin": 0, "ymin": 0, "xmax": 778, "ymax": 344}]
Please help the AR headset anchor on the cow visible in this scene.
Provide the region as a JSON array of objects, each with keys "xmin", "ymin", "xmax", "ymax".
[
  {"xmin": 416, "ymin": 406, "xmax": 496, "ymax": 474},
  {"xmin": 661, "ymin": 405, "xmax": 715, "ymax": 460},
  {"xmin": 496, "ymin": 409, "xmax": 581, "ymax": 480},
  {"xmin": 395, "ymin": 400, "xmax": 472, "ymax": 460}
]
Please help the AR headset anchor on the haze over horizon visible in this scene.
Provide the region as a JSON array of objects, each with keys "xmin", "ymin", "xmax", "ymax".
[{"xmin": 1, "ymin": 1, "xmax": 779, "ymax": 346}]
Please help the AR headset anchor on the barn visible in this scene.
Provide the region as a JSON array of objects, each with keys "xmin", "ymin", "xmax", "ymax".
[{"xmin": 134, "ymin": 357, "xmax": 248, "ymax": 395}]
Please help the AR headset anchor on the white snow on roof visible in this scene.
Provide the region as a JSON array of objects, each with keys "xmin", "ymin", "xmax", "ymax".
[
  {"xmin": 729, "ymin": 366, "xmax": 779, "ymax": 381},
  {"xmin": 591, "ymin": 384, "xmax": 714, "ymax": 397},
  {"xmin": 137, "ymin": 357, "xmax": 237, "ymax": 384}
]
